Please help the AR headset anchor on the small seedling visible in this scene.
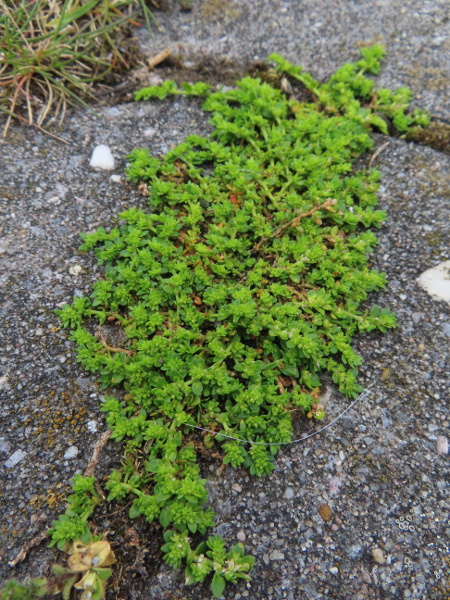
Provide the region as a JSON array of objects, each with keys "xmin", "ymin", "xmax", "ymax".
[{"xmin": 0, "ymin": 535, "xmax": 115, "ymax": 600}]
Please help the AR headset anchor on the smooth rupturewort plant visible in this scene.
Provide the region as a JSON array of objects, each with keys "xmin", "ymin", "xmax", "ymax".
[
  {"xmin": 1, "ymin": 46, "xmax": 429, "ymax": 599},
  {"xmin": 1, "ymin": 516, "xmax": 116, "ymax": 600},
  {"xmin": 56, "ymin": 44, "xmax": 428, "ymax": 597}
]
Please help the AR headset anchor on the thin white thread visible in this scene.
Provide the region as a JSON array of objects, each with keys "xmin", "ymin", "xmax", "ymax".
[{"xmin": 183, "ymin": 387, "xmax": 372, "ymax": 446}]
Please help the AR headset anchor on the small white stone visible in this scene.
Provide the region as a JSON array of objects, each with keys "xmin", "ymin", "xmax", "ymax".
[
  {"xmin": 437, "ymin": 436, "xmax": 448, "ymax": 455},
  {"xmin": 0, "ymin": 375, "xmax": 9, "ymax": 389},
  {"xmin": 237, "ymin": 531, "xmax": 246, "ymax": 542},
  {"xmin": 329, "ymin": 476, "xmax": 343, "ymax": 496},
  {"xmin": 69, "ymin": 265, "xmax": 83, "ymax": 276},
  {"xmin": 35, "ymin": 328, "xmax": 44, "ymax": 336},
  {"xmin": 4, "ymin": 449, "xmax": 27, "ymax": 468},
  {"xmin": 87, "ymin": 420, "xmax": 98, "ymax": 433},
  {"xmin": 270, "ymin": 550, "xmax": 285, "ymax": 561},
  {"xmin": 89, "ymin": 145, "xmax": 115, "ymax": 170},
  {"xmin": 64, "ymin": 446, "xmax": 79, "ymax": 460},
  {"xmin": 0, "ymin": 437, "xmax": 11, "ymax": 453},
  {"xmin": 372, "ymin": 548, "xmax": 386, "ymax": 564},
  {"xmin": 110, "ymin": 174, "xmax": 122, "ymax": 183},
  {"xmin": 231, "ymin": 483, "xmax": 242, "ymax": 493},
  {"xmin": 329, "ymin": 567, "xmax": 339, "ymax": 575},
  {"xmin": 417, "ymin": 260, "xmax": 450, "ymax": 305},
  {"xmin": 284, "ymin": 487, "xmax": 295, "ymax": 500}
]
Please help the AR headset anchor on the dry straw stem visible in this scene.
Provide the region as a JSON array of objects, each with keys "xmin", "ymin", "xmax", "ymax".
[{"xmin": 0, "ymin": 0, "xmax": 154, "ymax": 137}]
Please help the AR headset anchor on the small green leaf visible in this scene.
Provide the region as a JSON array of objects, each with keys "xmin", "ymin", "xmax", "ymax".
[
  {"xmin": 52, "ymin": 564, "xmax": 69, "ymax": 576},
  {"xmin": 163, "ymin": 529, "xmax": 175, "ymax": 543},
  {"xmin": 280, "ymin": 364, "xmax": 299, "ymax": 377},
  {"xmin": 80, "ymin": 528, "xmax": 92, "ymax": 544},
  {"xmin": 159, "ymin": 508, "xmax": 171, "ymax": 528},
  {"xmin": 92, "ymin": 567, "xmax": 112, "ymax": 581},
  {"xmin": 229, "ymin": 543, "xmax": 244, "ymax": 556},
  {"xmin": 211, "ymin": 573, "xmax": 226, "ymax": 598},
  {"xmin": 62, "ymin": 576, "xmax": 79, "ymax": 600},
  {"xmin": 192, "ymin": 381, "xmax": 203, "ymax": 396},
  {"xmin": 146, "ymin": 459, "xmax": 161, "ymax": 473},
  {"xmin": 129, "ymin": 502, "xmax": 141, "ymax": 519}
]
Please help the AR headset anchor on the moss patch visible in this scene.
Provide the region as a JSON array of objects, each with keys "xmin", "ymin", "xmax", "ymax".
[{"xmin": 405, "ymin": 120, "xmax": 450, "ymax": 154}]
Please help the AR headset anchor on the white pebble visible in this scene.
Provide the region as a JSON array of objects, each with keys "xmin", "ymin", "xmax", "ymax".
[
  {"xmin": 237, "ymin": 531, "xmax": 246, "ymax": 542},
  {"xmin": 0, "ymin": 437, "xmax": 11, "ymax": 453},
  {"xmin": 87, "ymin": 420, "xmax": 98, "ymax": 433},
  {"xmin": 4, "ymin": 449, "xmax": 27, "ymax": 468},
  {"xmin": 329, "ymin": 567, "xmax": 339, "ymax": 575},
  {"xmin": 437, "ymin": 436, "xmax": 448, "ymax": 455},
  {"xmin": 372, "ymin": 548, "xmax": 386, "ymax": 564},
  {"xmin": 270, "ymin": 550, "xmax": 285, "ymax": 561},
  {"xmin": 64, "ymin": 446, "xmax": 79, "ymax": 460},
  {"xmin": 89, "ymin": 145, "xmax": 115, "ymax": 170},
  {"xmin": 69, "ymin": 265, "xmax": 83, "ymax": 276},
  {"xmin": 417, "ymin": 260, "xmax": 450, "ymax": 305},
  {"xmin": 284, "ymin": 487, "xmax": 295, "ymax": 500},
  {"xmin": 329, "ymin": 476, "xmax": 343, "ymax": 496},
  {"xmin": 110, "ymin": 174, "xmax": 122, "ymax": 183},
  {"xmin": 231, "ymin": 483, "xmax": 242, "ymax": 493}
]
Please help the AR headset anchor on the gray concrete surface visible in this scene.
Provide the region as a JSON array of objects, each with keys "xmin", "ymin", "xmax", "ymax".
[{"xmin": 0, "ymin": 1, "xmax": 449, "ymax": 599}]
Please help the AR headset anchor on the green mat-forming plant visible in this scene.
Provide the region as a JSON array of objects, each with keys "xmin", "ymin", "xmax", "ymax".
[{"xmin": 1, "ymin": 45, "xmax": 429, "ymax": 599}]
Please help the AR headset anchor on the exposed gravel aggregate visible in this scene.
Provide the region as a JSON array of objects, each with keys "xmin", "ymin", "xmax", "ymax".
[{"xmin": 0, "ymin": 1, "xmax": 449, "ymax": 598}]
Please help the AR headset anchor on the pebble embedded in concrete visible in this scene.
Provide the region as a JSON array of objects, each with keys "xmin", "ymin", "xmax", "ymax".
[
  {"xmin": 4, "ymin": 449, "xmax": 27, "ymax": 468},
  {"xmin": 87, "ymin": 420, "xmax": 98, "ymax": 433},
  {"xmin": 89, "ymin": 145, "xmax": 115, "ymax": 170},
  {"xmin": 69, "ymin": 265, "xmax": 83, "ymax": 276},
  {"xmin": 437, "ymin": 436, "xmax": 448, "ymax": 454},
  {"xmin": 64, "ymin": 446, "xmax": 79, "ymax": 460},
  {"xmin": 284, "ymin": 487, "xmax": 295, "ymax": 499},
  {"xmin": 237, "ymin": 530, "xmax": 246, "ymax": 542},
  {"xmin": 372, "ymin": 548, "xmax": 387, "ymax": 564},
  {"xmin": 417, "ymin": 260, "xmax": 450, "ymax": 304}
]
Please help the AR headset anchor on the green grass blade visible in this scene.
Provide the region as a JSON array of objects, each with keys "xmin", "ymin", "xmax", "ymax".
[{"xmin": 50, "ymin": 0, "xmax": 100, "ymax": 30}]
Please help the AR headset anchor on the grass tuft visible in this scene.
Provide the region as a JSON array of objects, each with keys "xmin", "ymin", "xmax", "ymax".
[{"xmin": 0, "ymin": 0, "xmax": 153, "ymax": 137}]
